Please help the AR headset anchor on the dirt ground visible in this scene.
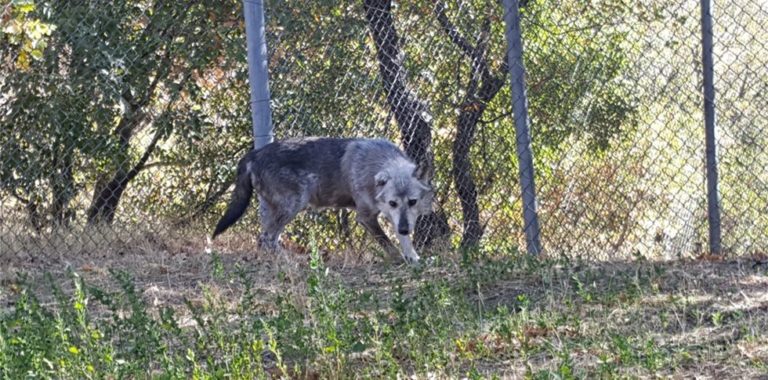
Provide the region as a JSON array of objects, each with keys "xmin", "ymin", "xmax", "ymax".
[
  {"xmin": 2, "ymin": 231, "xmax": 768, "ymax": 378},
  {"xmin": 0, "ymin": 231, "xmax": 414, "ymax": 317}
]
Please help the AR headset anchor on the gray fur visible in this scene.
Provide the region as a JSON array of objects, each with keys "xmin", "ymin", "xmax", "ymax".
[{"xmin": 212, "ymin": 137, "xmax": 433, "ymax": 264}]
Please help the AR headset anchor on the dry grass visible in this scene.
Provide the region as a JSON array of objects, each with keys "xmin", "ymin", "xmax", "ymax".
[{"xmin": 2, "ymin": 228, "xmax": 768, "ymax": 378}]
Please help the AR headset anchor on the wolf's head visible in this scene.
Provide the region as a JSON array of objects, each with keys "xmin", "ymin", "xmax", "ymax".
[{"xmin": 374, "ymin": 162, "xmax": 433, "ymax": 236}]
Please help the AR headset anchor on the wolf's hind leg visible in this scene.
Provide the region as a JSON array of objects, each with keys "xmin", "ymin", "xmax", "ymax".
[
  {"xmin": 257, "ymin": 198, "xmax": 282, "ymax": 252},
  {"xmin": 257, "ymin": 173, "xmax": 316, "ymax": 253}
]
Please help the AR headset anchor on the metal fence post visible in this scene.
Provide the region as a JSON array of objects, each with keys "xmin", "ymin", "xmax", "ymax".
[
  {"xmin": 501, "ymin": 0, "xmax": 541, "ymax": 255},
  {"xmin": 243, "ymin": 0, "xmax": 274, "ymax": 149},
  {"xmin": 700, "ymin": 0, "xmax": 722, "ymax": 254}
]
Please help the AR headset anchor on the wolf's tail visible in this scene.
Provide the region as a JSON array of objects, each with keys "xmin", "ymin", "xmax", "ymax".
[{"xmin": 212, "ymin": 161, "xmax": 255, "ymax": 238}]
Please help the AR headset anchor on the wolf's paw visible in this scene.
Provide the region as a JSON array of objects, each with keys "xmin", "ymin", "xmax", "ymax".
[{"xmin": 403, "ymin": 253, "xmax": 421, "ymax": 266}]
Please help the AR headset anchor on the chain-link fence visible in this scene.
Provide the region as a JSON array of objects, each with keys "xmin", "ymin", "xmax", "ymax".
[{"xmin": 1, "ymin": 0, "xmax": 765, "ymax": 260}]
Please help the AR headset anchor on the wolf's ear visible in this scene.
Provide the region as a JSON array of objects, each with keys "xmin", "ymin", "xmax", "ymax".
[
  {"xmin": 375, "ymin": 171, "xmax": 389, "ymax": 187},
  {"xmin": 412, "ymin": 165, "xmax": 432, "ymax": 193},
  {"xmin": 419, "ymin": 188, "xmax": 436, "ymax": 213},
  {"xmin": 412, "ymin": 164, "xmax": 429, "ymax": 181}
]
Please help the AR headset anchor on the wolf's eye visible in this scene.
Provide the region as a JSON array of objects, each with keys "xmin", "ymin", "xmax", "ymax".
[
  {"xmin": 408, "ymin": 199, "xmax": 417, "ymax": 207},
  {"xmin": 389, "ymin": 201, "xmax": 398, "ymax": 208}
]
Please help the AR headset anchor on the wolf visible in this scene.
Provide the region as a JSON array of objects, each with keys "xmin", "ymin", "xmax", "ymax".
[{"xmin": 212, "ymin": 137, "xmax": 433, "ymax": 264}]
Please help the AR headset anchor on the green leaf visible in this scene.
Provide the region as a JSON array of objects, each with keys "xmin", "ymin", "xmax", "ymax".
[
  {"xmin": 14, "ymin": 1, "xmax": 36, "ymax": 14},
  {"xmin": 16, "ymin": 50, "xmax": 30, "ymax": 70},
  {"xmin": 30, "ymin": 48, "xmax": 43, "ymax": 60},
  {"xmin": 351, "ymin": 341, "xmax": 367, "ymax": 353}
]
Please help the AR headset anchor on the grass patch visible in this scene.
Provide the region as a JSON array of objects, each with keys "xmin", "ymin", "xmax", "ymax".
[{"xmin": 1, "ymin": 248, "xmax": 767, "ymax": 378}]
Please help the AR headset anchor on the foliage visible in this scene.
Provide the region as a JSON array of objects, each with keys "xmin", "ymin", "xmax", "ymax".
[
  {"xmin": 1, "ymin": 0, "xmax": 766, "ymax": 257},
  {"xmin": 2, "ymin": 253, "xmax": 766, "ymax": 378},
  {"xmin": 1, "ymin": 0, "xmax": 247, "ymax": 226},
  {"xmin": 1, "ymin": 0, "xmax": 56, "ymax": 70}
]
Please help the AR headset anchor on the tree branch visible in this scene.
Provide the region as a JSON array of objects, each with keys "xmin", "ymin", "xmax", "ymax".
[
  {"xmin": 433, "ymin": 1, "xmax": 492, "ymax": 95},
  {"xmin": 433, "ymin": 1, "xmax": 476, "ymax": 58}
]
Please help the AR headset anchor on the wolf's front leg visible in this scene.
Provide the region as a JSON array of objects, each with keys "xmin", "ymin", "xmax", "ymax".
[
  {"xmin": 395, "ymin": 234, "xmax": 420, "ymax": 265},
  {"xmin": 356, "ymin": 212, "xmax": 401, "ymax": 262}
]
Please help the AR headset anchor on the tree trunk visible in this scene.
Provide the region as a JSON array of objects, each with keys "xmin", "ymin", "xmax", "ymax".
[
  {"xmin": 452, "ymin": 110, "xmax": 483, "ymax": 248},
  {"xmin": 87, "ymin": 123, "xmax": 163, "ymax": 225},
  {"xmin": 434, "ymin": 1, "xmax": 508, "ymax": 249},
  {"xmin": 363, "ymin": 0, "xmax": 432, "ymax": 169},
  {"xmin": 363, "ymin": 0, "xmax": 449, "ymax": 248},
  {"xmin": 86, "ymin": 64, "xmax": 187, "ymax": 225},
  {"xmin": 10, "ymin": 191, "xmax": 44, "ymax": 231},
  {"xmin": 86, "ymin": 170, "xmax": 131, "ymax": 224},
  {"xmin": 50, "ymin": 163, "xmax": 75, "ymax": 226},
  {"xmin": 86, "ymin": 95, "xmax": 143, "ymax": 225},
  {"xmin": 50, "ymin": 148, "xmax": 75, "ymax": 226},
  {"xmin": 452, "ymin": 75, "xmax": 505, "ymax": 249}
]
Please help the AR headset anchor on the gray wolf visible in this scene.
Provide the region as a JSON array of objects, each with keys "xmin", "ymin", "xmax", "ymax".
[{"xmin": 212, "ymin": 137, "xmax": 433, "ymax": 264}]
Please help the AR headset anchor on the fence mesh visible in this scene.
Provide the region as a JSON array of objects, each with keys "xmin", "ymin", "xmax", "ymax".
[{"xmin": 1, "ymin": 0, "xmax": 766, "ymax": 260}]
